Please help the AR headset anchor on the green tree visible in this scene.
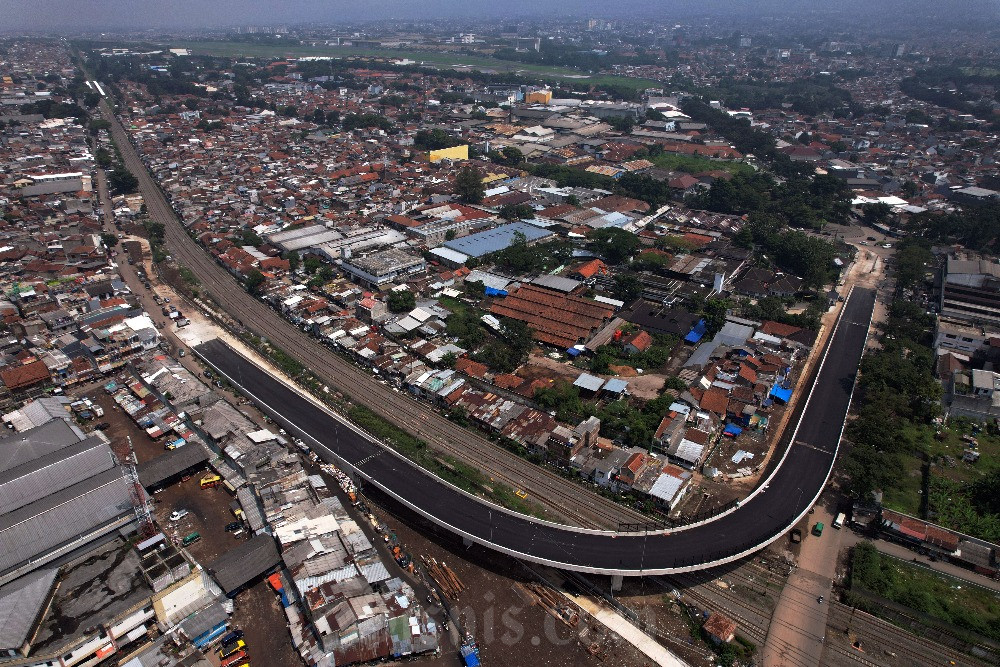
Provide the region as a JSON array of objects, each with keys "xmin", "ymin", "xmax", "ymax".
[
  {"xmin": 240, "ymin": 228, "xmax": 263, "ymax": 247},
  {"xmin": 387, "ymin": 290, "xmax": 416, "ymax": 313},
  {"xmin": 701, "ymin": 297, "xmax": 732, "ymax": 336},
  {"xmin": 454, "ymin": 165, "xmax": 485, "ymax": 204},
  {"xmin": 861, "ymin": 202, "xmax": 892, "ymax": 227},
  {"xmin": 414, "ymin": 128, "xmax": 459, "ymax": 150},
  {"xmin": 499, "ymin": 203, "xmax": 534, "ymax": 220},
  {"xmin": 284, "ymin": 251, "xmax": 300, "ymax": 272},
  {"xmin": 88, "ymin": 118, "xmax": 111, "ymax": 135},
  {"xmin": 606, "ymin": 115, "xmax": 635, "ymax": 133},
  {"xmin": 99, "ymin": 233, "xmax": 118, "ymax": 249},
  {"xmin": 303, "ymin": 255, "xmax": 323, "ymax": 275},
  {"xmin": 588, "ymin": 228, "xmax": 639, "ymax": 265},
  {"xmin": 664, "ymin": 376, "xmax": 687, "ymax": 392},
  {"xmin": 108, "ymin": 165, "xmax": 139, "ymax": 195},
  {"xmin": 497, "ymin": 231, "xmax": 535, "ymax": 272},
  {"xmin": 440, "ymin": 351, "xmax": 458, "ymax": 368},
  {"xmin": 94, "ymin": 147, "xmax": 112, "ymax": 169},
  {"xmin": 613, "ymin": 274, "xmax": 642, "ymax": 302},
  {"xmin": 244, "ymin": 269, "xmax": 266, "ymax": 294}
]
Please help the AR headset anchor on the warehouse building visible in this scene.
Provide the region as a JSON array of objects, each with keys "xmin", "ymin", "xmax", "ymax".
[
  {"xmin": 491, "ymin": 283, "xmax": 613, "ymax": 349},
  {"xmin": 0, "ymin": 420, "xmax": 134, "ymax": 585},
  {"xmin": 340, "ymin": 248, "xmax": 427, "ymax": 287},
  {"xmin": 440, "ymin": 221, "xmax": 553, "ymax": 259}
]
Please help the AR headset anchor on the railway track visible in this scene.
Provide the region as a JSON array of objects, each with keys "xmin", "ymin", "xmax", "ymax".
[
  {"xmin": 825, "ymin": 601, "xmax": 990, "ymax": 667},
  {"xmin": 102, "ymin": 102, "xmax": 645, "ymax": 530}
]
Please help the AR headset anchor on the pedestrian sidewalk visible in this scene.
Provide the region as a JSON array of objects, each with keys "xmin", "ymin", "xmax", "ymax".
[{"xmin": 563, "ymin": 591, "xmax": 687, "ymax": 667}]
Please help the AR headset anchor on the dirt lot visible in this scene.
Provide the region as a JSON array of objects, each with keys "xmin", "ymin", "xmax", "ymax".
[
  {"xmin": 229, "ymin": 578, "xmax": 304, "ymax": 667},
  {"xmin": 522, "ymin": 354, "xmax": 668, "ymax": 401},
  {"xmin": 362, "ymin": 488, "xmax": 672, "ymax": 667}
]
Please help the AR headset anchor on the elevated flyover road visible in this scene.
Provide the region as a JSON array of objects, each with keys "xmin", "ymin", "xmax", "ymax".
[
  {"xmin": 196, "ymin": 286, "xmax": 877, "ymax": 575},
  {"xmin": 99, "ymin": 99, "xmax": 645, "ymax": 530}
]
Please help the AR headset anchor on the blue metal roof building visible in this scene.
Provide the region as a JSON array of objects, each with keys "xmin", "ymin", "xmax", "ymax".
[{"xmin": 442, "ymin": 222, "xmax": 553, "ymax": 258}]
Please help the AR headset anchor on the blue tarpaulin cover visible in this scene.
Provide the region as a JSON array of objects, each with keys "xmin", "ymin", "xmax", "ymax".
[
  {"xmin": 723, "ymin": 423, "xmax": 743, "ymax": 437},
  {"xmin": 770, "ymin": 384, "xmax": 792, "ymax": 403},
  {"xmin": 484, "ymin": 286, "xmax": 508, "ymax": 297},
  {"xmin": 566, "ymin": 347, "xmax": 581, "ymax": 357},
  {"xmin": 684, "ymin": 318, "xmax": 708, "ymax": 344}
]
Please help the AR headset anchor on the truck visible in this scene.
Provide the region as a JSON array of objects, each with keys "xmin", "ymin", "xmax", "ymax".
[
  {"xmin": 200, "ymin": 474, "xmax": 222, "ymax": 489},
  {"xmin": 812, "ymin": 522, "xmax": 825, "ymax": 537},
  {"xmin": 833, "ymin": 513, "xmax": 846, "ymax": 529},
  {"xmin": 182, "ymin": 532, "xmax": 201, "ymax": 546}
]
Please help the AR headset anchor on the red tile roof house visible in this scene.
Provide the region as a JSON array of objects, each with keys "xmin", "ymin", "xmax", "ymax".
[
  {"xmin": 615, "ymin": 452, "xmax": 647, "ymax": 491},
  {"xmin": 703, "ymin": 613, "xmax": 737, "ymax": 644},
  {"xmin": 0, "ymin": 358, "xmax": 51, "ymax": 395},
  {"xmin": 622, "ymin": 330, "xmax": 653, "ymax": 355}
]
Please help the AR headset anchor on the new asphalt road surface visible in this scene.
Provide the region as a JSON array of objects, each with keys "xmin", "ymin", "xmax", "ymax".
[{"xmin": 196, "ymin": 287, "xmax": 876, "ymax": 575}]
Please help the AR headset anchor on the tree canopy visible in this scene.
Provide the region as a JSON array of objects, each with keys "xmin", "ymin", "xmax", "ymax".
[
  {"xmin": 108, "ymin": 165, "xmax": 139, "ymax": 195},
  {"xmin": 588, "ymin": 227, "xmax": 640, "ymax": 265},
  {"xmin": 454, "ymin": 165, "xmax": 485, "ymax": 204},
  {"xmin": 387, "ymin": 290, "xmax": 416, "ymax": 313}
]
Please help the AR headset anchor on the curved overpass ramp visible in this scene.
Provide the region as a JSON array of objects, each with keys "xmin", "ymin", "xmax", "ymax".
[{"xmin": 196, "ymin": 287, "xmax": 875, "ymax": 575}]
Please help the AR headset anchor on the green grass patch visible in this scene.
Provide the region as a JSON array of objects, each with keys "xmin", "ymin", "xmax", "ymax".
[
  {"xmin": 178, "ymin": 265, "xmax": 200, "ymax": 287},
  {"xmin": 879, "ymin": 452, "xmax": 924, "ymax": 517},
  {"xmin": 167, "ymin": 40, "xmax": 661, "ymax": 90},
  {"xmin": 437, "ymin": 295, "xmax": 469, "ymax": 318},
  {"xmin": 346, "ymin": 404, "xmax": 547, "ymax": 519},
  {"xmin": 848, "ymin": 541, "xmax": 1000, "ymax": 642},
  {"xmin": 650, "ymin": 152, "xmax": 754, "ymax": 176}
]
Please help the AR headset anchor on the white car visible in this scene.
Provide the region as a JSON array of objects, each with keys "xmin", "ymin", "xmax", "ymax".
[{"xmin": 169, "ymin": 509, "xmax": 189, "ymax": 522}]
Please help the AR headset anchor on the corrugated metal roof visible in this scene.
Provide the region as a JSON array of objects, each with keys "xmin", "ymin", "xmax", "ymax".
[
  {"xmin": 359, "ymin": 561, "xmax": 391, "ymax": 584},
  {"xmin": 0, "ymin": 566, "xmax": 58, "ymax": 649},
  {"xmin": 0, "ymin": 437, "xmax": 113, "ymax": 516},
  {"xmin": 236, "ymin": 486, "xmax": 267, "ymax": 533},
  {"xmin": 648, "ymin": 473, "xmax": 685, "ymax": 504},
  {"xmin": 531, "ymin": 274, "xmax": 582, "ymax": 293},
  {"xmin": 573, "ymin": 373, "xmax": 605, "ymax": 392},
  {"xmin": 208, "ymin": 534, "xmax": 281, "ymax": 594},
  {"xmin": 0, "ymin": 468, "xmax": 133, "ymax": 574},
  {"xmin": 443, "ymin": 222, "xmax": 553, "ymax": 258},
  {"xmin": 178, "ymin": 601, "xmax": 228, "ymax": 641},
  {"xmin": 0, "ymin": 419, "xmax": 85, "ymax": 473},
  {"xmin": 137, "ymin": 445, "xmax": 209, "ymax": 489}
]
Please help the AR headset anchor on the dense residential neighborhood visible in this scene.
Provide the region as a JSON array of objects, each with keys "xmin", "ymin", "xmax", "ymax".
[{"xmin": 2, "ymin": 6, "xmax": 1000, "ymax": 666}]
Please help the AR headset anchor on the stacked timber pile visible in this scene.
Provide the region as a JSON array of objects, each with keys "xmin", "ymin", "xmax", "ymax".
[{"xmin": 421, "ymin": 556, "xmax": 466, "ymax": 600}]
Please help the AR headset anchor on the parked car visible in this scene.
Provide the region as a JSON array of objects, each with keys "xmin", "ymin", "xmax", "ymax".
[
  {"xmin": 181, "ymin": 532, "xmax": 201, "ymax": 546},
  {"xmin": 790, "ymin": 528, "xmax": 802, "ymax": 544},
  {"xmin": 200, "ymin": 474, "xmax": 222, "ymax": 489},
  {"xmin": 169, "ymin": 509, "xmax": 189, "ymax": 522},
  {"xmin": 224, "ymin": 521, "xmax": 242, "ymax": 532},
  {"xmin": 94, "ymin": 422, "xmax": 111, "ymax": 431},
  {"xmin": 220, "ymin": 630, "xmax": 244, "ymax": 645},
  {"xmin": 219, "ymin": 640, "xmax": 245, "ymax": 659}
]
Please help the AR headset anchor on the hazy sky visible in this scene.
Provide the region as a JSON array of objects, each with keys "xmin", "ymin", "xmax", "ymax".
[{"xmin": 1, "ymin": 0, "xmax": 997, "ymax": 31}]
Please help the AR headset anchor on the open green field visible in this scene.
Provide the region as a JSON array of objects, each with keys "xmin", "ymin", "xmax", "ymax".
[
  {"xmin": 849, "ymin": 541, "xmax": 1000, "ymax": 643},
  {"xmin": 167, "ymin": 40, "xmax": 663, "ymax": 90},
  {"xmin": 880, "ymin": 420, "xmax": 1000, "ymax": 541},
  {"xmin": 650, "ymin": 152, "xmax": 754, "ymax": 176}
]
